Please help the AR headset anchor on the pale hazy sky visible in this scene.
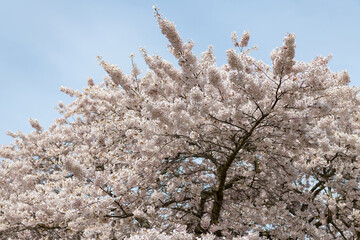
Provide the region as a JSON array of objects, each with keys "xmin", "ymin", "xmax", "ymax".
[{"xmin": 1, "ymin": 0, "xmax": 359, "ymax": 145}]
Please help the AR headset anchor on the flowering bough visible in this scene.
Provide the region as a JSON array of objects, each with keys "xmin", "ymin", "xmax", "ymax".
[{"xmin": 1, "ymin": 7, "xmax": 360, "ymax": 240}]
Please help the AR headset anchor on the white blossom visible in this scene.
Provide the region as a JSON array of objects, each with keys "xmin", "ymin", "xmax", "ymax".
[
  {"xmin": 29, "ymin": 118, "xmax": 42, "ymax": 132},
  {"xmin": 239, "ymin": 30, "xmax": 250, "ymax": 47}
]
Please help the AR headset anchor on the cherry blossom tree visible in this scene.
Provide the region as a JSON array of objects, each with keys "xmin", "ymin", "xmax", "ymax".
[{"xmin": 1, "ymin": 7, "xmax": 360, "ymax": 239}]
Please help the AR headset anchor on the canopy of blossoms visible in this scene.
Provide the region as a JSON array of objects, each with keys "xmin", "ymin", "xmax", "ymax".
[{"xmin": 1, "ymin": 7, "xmax": 360, "ymax": 240}]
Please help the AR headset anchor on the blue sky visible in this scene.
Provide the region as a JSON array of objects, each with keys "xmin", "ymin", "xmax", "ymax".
[{"xmin": 1, "ymin": 0, "xmax": 359, "ymax": 145}]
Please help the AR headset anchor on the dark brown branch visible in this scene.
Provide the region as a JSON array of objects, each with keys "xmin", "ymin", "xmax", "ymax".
[{"xmin": 210, "ymin": 112, "xmax": 270, "ymax": 225}]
